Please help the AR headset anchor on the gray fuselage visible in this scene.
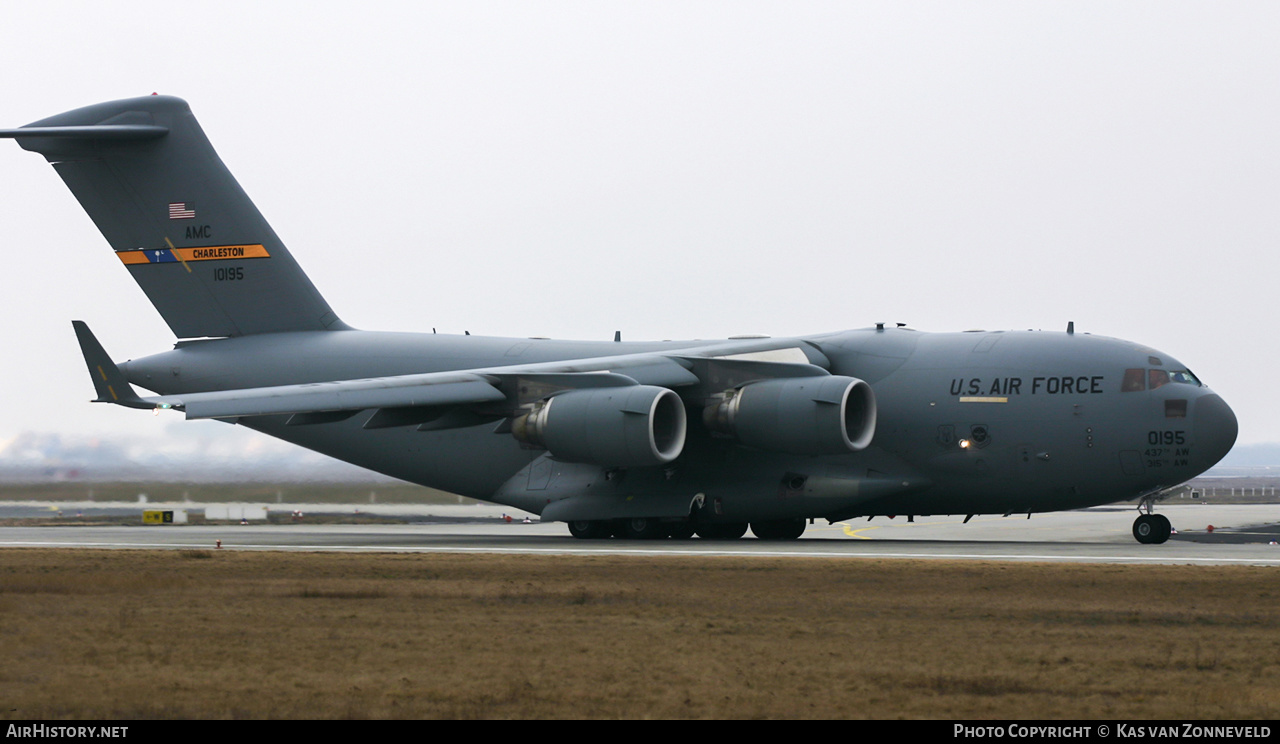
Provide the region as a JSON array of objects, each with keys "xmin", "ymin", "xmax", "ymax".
[{"xmin": 118, "ymin": 325, "xmax": 1237, "ymax": 523}]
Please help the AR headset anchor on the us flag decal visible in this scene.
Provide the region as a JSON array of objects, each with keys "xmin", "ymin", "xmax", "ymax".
[{"xmin": 168, "ymin": 202, "xmax": 195, "ymax": 219}]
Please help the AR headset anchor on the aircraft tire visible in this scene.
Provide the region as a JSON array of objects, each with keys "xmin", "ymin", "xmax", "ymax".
[
  {"xmin": 750, "ymin": 519, "xmax": 806, "ymax": 540},
  {"xmin": 695, "ymin": 522, "xmax": 749, "ymax": 540},
  {"xmin": 1133, "ymin": 515, "xmax": 1155, "ymax": 544},
  {"xmin": 1153, "ymin": 513, "xmax": 1172, "ymax": 543},
  {"xmin": 1133, "ymin": 514, "xmax": 1172, "ymax": 545},
  {"xmin": 567, "ymin": 520, "xmax": 612, "ymax": 539},
  {"xmin": 615, "ymin": 518, "xmax": 668, "ymax": 540}
]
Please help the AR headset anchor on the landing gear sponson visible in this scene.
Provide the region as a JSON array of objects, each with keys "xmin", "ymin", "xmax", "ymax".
[{"xmin": 565, "ymin": 518, "xmax": 805, "ymax": 540}]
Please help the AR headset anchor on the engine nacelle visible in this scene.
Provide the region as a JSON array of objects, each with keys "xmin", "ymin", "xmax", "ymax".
[
  {"xmin": 703, "ymin": 375, "xmax": 876, "ymax": 455},
  {"xmin": 512, "ymin": 385, "xmax": 687, "ymax": 468}
]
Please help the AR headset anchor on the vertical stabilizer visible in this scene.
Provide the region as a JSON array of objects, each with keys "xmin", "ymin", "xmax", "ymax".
[{"xmin": 3, "ymin": 96, "xmax": 345, "ymax": 338}]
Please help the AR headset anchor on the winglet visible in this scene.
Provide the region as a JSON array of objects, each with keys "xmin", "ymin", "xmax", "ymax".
[{"xmin": 71, "ymin": 321, "xmax": 152, "ymax": 410}]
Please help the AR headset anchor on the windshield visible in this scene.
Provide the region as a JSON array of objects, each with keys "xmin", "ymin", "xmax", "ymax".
[{"xmin": 1121, "ymin": 368, "xmax": 1202, "ymax": 391}]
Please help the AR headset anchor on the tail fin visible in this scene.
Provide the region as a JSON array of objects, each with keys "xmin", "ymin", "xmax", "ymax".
[{"xmin": 1, "ymin": 96, "xmax": 346, "ymax": 338}]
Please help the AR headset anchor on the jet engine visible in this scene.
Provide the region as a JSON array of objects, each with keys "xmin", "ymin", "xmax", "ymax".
[
  {"xmin": 703, "ymin": 375, "xmax": 876, "ymax": 455},
  {"xmin": 511, "ymin": 385, "xmax": 687, "ymax": 468}
]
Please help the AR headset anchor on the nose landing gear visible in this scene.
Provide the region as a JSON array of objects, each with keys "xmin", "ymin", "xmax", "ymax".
[{"xmin": 1132, "ymin": 489, "xmax": 1174, "ymax": 544}]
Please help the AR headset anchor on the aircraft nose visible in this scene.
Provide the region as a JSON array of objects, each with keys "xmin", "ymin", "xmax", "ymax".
[{"xmin": 1195, "ymin": 393, "xmax": 1238, "ymax": 469}]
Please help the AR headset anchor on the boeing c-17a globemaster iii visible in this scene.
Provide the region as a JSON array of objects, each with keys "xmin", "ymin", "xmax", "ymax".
[{"xmin": 1, "ymin": 95, "xmax": 1238, "ymax": 544}]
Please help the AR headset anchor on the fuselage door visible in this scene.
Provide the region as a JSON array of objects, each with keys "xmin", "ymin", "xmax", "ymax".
[{"xmin": 1119, "ymin": 450, "xmax": 1144, "ymax": 476}]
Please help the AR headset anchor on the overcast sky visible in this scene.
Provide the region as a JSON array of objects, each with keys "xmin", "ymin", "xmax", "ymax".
[{"xmin": 0, "ymin": 2, "xmax": 1276, "ymax": 458}]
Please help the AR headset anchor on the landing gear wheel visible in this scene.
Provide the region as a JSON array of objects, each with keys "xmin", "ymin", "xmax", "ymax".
[
  {"xmin": 695, "ymin": 522, "xmax": 749, "ymax": 540},
  {"xmin": 568, "ymin": 520, "xmax": 612, "ymax": 539},
  {"xmin": 1133, "ymin": 513, "xmax": 1172, "ymax": 544},
  {"xmin": 615, "ymin": 518, "xmax": 668, "ymax": 540},
  {"xmin": 750, "ymin": 519, "xmax": 807, "ymax": 540}
]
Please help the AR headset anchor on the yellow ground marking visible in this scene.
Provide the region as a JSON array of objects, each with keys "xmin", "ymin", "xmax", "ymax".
[
  {"xmin": 842, "ymin": 523, "xmax": 879, "ymax": 539},
  {"xmin": 835, "ymin": 516, "xmax": 997, "ymax": 539}
]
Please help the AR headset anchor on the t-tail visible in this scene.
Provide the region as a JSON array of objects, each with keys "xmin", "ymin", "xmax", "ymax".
[{"xmin": 0, "ymin": 95, "xmax": 346, "ymax": 338}]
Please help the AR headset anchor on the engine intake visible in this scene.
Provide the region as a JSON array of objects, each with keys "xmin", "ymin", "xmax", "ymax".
[
  {"xmin": 512, "ymin": 385, "xmax": 687, "ymax": 468},
  {"xmin": 703, "ymin": 375, "xmax": 876, "ymax": 455}
]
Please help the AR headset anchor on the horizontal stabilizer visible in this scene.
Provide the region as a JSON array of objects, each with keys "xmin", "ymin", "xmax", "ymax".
[
  {"xmin": 71, "ymin": 321, "xmax": 151, "ymax": 410},
  {"xmin": 0, "ymin": 125, "xmax": 168, "ymax": 142}
]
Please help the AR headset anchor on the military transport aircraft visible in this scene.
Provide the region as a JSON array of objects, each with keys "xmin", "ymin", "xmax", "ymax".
[{"xmin": 1, "ymin": 96, "xmax": 1238, "ymax": 544}]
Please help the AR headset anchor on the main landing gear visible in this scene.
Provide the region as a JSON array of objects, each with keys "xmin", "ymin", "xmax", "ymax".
[
  {"xmin": 566, "ymin": 518, "xmax": 681, "ymax": 539},
  {"xmin": 1133, "ymin": 513, "xmax": 1172, "ymax": 544},
  {"xmin": 564, "ymin": 518, "xmax": 806, "ymax": 540}
]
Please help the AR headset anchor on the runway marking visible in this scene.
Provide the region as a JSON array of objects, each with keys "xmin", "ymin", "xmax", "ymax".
[
  {"xmin": 4, "ymin": 539, "xmax": 1280, "ymax": 565},
  {"xmin": 838, "ymin": 517, "xmax": 1011, "ymax": 538}
]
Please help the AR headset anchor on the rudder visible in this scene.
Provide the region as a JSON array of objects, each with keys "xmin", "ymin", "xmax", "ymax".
[{"xmin": 4, "ymin": 96, "xmax": 346, "ymax": 338}]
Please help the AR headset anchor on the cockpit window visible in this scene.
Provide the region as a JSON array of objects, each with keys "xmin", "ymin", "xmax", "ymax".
[
  {"xmin": 1122, "ymin": 369, "xmax": 1145, "ymax": 392},
  {"xmin": 1123, "ymin": 368, "xmax": 1201, "ymax": 392}
]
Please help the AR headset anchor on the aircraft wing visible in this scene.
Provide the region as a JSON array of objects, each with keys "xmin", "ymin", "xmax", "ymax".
[
  {"xmin": 78, "ymin": 323, "xmax": 838, "ymax": 425},
  {"xmin": 143, "ymin": 353, "xmax": 706, "ymax": 422}
]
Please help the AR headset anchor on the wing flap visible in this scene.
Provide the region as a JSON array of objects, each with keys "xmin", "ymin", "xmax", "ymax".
[{"xmin": 158, "ymin": 374, "xmax": 507, "ymax": 420}]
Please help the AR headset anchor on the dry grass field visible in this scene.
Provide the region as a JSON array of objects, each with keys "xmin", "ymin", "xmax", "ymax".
[{"xmin": 1, "ymin": 548, "xmax": 1278, "ymax": 719}]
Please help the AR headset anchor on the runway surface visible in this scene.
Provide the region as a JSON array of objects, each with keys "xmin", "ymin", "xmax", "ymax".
[{"xmin": 2, "ymin": 502, "xmax": 1278, "ymax": 565}]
